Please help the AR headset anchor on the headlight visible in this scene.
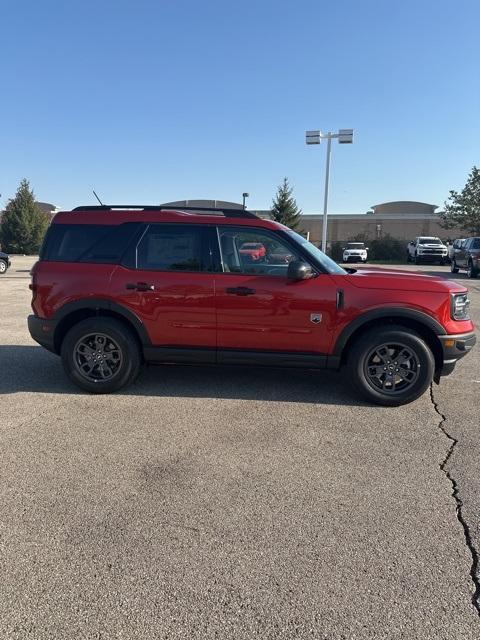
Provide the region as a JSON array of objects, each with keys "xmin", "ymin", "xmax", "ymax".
[{"xmin": 451, "ymin": 293, "xmax": 470, "ymax": 320}]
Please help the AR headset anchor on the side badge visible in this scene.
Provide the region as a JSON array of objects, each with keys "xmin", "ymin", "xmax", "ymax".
[{"xmin": 310, "ymin": 313, "xmax": 322, "ymax": 324}]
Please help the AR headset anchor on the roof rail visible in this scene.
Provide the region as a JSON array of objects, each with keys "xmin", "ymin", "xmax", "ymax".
[{"xmin": 71, "ymin": 204, "xmax": 258, "ymax": 219}]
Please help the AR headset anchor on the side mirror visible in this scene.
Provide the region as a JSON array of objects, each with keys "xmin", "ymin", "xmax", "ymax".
[
  {"xmin": 365, "ymin": 247, "xmax": 369, "ymax": 251},
  {"xmin": 287, "ymin": 260, "xmax": 313, "ymax": 281}
]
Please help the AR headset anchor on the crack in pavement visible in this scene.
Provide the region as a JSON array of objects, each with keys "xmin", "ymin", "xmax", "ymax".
[{"xmin": 430, "ymin": 384, "xmax": 480, "ymax": 617}]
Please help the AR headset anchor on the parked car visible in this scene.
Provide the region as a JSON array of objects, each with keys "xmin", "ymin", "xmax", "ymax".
[
  {"xmin": 239, "ymin": 242, "xmax": 266, "ymax": 261},
  {"xmin": 28, "ymin": 204, "xmax": 476, "ymax": 406},
  {"xmin": 451, "ymin": 237, "xmax": 480, "ymax": 278},
  {"xmin": 406, "ymin": 237, "xmax": 449, "ymax": 265},
  {"xmin": 447, "ymin": 238, "xmax": 465, "ymax": 263},
  {"xmin": 342, "ymin": 242, "xmax": 368, "ymax": 263},
  {"xmin": 0, "ymin": 250, "xmax": 11, "ymax": 275}
]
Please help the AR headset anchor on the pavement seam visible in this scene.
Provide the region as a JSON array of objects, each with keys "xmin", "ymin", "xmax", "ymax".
[{"xmin": 430, "ymin": 383, "xmax": 480, "ymax": 617}]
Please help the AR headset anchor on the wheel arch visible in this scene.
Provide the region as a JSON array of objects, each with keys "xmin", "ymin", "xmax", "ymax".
[
  {"xmin": 333, "ymin": 309, "xmax": 444, "ymax": 372},
  {"xmin": 52, "ymin": 299, "xmax": 150, "ymax": 354}
]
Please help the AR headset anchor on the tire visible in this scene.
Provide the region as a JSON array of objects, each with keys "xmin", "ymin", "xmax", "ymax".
[
  {"xmin": 347, "ymin": 326, "xmax": 435, "ymax": 406},
  {"xmin": 0, "ymin": 259, "xmax": 7, "ymax": 274},
  {"xmin": 61, "ymin": 317, "xmax": 141, "ymax": 393},
  {"xmin": 451, "ymin": 259, "xmax": 459, "ymax": 273},
  {"xmin": 467, "ymin": 260, "xmax": 478, "ymax": 279}
]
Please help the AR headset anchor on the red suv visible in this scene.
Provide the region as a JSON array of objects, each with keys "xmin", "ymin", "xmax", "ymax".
[{"xmin": 28, "ymin": 205, "xmax": 476, "ymax": 406}]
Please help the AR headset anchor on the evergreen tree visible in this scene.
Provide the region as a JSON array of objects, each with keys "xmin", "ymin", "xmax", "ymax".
[
  {"xmin": 270, "ymin": 177, "xmax": 302, "ymax": 230},
  {"xmin": 0, "ymin": 179, "xmax": 50, "ymax": 253},
  {"xmin": 440, "ymin": 166, "xmax": 480, "ymax": 235}
]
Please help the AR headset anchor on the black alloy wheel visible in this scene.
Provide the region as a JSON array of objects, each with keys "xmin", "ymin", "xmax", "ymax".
[
  {"xmin": 348, "ymin": 326, "xmax": 434, "ymax": 406},
  {"xmin": 61, "ymin": 318, "xmax": 141, "ymax": 393}
]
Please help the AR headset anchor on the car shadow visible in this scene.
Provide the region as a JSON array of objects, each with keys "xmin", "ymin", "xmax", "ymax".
[{"xmin": 0, "ymin": 345, "xmax": 366, "ymax": 407}]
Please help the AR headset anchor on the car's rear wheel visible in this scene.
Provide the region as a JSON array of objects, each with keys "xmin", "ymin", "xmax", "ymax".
[
  {"xmin": 0, "ymin": 259, "xmax": 7, "ymax": 274},
  {"xmin": 348, "ymin": 326, "xmax": 435, "ymax": 406},
  {"xmin": 61, "ymin": 318, "xmax": 141, "ymax": 393},
  {"xmin": 451, "ymin": 259, "xmax": 459, "ymax": 273},
  {"xmin": 467, "ymin": 260, "xmax": 478, "ymax": 279}
]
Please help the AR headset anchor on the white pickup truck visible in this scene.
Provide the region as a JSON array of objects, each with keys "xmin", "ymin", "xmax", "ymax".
[{"xmin": 406, "ymin": 236, "xmax": 448, "ymax": 265}]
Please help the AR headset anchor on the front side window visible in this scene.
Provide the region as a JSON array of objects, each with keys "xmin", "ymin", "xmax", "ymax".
[
  {"xmin": 471, "ymin": 238, "xmax": 480, "ymax": 250},
  {"xmin": 218, "ymin": 227, "xmax": 301, "ymax": 276},
  {"xmin": 136, "ymin": 224, "xmax": 206, "ymax": 271}
]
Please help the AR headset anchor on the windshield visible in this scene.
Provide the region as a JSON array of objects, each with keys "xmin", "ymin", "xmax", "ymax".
[
  {"xmin": 346, "ymin": 243, "xmax": 365, "ymax": 249},
  {"xmin": 418, "ymin": 238, "xmax": 442, "ymax": 245},
  {"xmin": 284, "ymin": 229, "xmax": 347, "ymax": 275}
]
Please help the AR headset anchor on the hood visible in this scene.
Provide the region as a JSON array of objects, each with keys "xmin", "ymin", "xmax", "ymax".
[{"xmin": 344, "ymin": 267, "xmax": 467, "ymax": 293}]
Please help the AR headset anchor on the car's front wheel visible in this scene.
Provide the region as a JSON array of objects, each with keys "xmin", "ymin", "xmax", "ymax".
[
  {"xmin": 348, "ymin": 326, "xmax": 435, "ymax": 406},
  {"xmin": 451, "ymin": 259, "xmax": 459, "ymax": 273},
  {"xmin": 61, "ymin": 317, "xmax": 141, "ymax": 393},
  {"xmin": 0, "ymin": 259, "xmax": 7, "ymax": 274}
]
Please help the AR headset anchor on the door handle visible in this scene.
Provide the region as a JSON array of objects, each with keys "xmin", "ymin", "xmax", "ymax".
[
  {"xmin": 126, "ymin": 282, "xmax": 155, "ymax": 292},
  {"xmin": 225, "ymin": 286, "xmax": 256, "ymax": 296}
]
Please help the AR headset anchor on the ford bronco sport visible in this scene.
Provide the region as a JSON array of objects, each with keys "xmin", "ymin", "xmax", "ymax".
[{"xmin": 28, "ymin": 205, "xmax": 476, "ymax": 406}]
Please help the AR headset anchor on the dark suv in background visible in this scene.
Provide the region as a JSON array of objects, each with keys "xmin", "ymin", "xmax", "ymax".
[
  {"xmin": 451, "ymin": 237, "xmax": 480, "ymax": 278},
  {"xmin": 28, "ymin": 204, "xmax": 475, "ymax": 406},
  {"xmin": 0, "ymin": 250, "xmax": 11, "ymax": 275}
]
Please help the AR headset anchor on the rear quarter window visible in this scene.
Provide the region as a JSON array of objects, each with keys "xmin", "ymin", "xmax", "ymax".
[{"xmin": 40, "ymin": 223, "xmax": 142, "ymax": 263}]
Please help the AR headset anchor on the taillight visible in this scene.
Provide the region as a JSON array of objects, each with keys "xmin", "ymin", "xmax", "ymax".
[{"xmin": 30, "ymin": 270, "xmax": 38, "ymax": 309}]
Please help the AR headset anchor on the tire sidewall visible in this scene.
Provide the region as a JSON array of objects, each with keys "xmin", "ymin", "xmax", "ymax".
[
  {"xmin": 349, "ymin": 327, "xmax": 435, "ymax": 406},
  {"xmin": 0, "ymin": 259, "xmax": 7, "ymax": 274},
  {"xmin": 61, "ymin": 318, "xmax": 141, "ymax": 393}
]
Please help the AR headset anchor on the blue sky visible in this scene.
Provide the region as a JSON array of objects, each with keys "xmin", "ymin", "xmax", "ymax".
[{"xmin": 1, "ymin": 0, "xmax": 479, "ymax": 213}]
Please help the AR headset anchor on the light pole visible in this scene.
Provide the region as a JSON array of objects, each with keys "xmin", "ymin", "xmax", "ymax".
[
  {"xmin": 242, "ymin": 192, "xmax": 249, "ymax": 210},
  {"xmin": 306, "ymin": 129, "xmax": 354, "ymax": 253}
]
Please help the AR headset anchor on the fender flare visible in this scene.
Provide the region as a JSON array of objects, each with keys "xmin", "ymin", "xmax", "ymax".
[
  {"xmin": 53, "ymin": 298, "xmax": 152, "ymax": 347},
  {"xmin": 332, "ymin": 307, "xmax": 444, "ymax": 358}
]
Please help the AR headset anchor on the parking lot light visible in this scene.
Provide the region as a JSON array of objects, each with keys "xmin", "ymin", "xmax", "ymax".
[{"xmin": 305, "ymin": 128, "xmax": 354, "ymax": 252}]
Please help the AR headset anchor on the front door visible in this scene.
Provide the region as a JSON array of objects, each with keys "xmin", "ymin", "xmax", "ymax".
[
  {"xmin": 214, "ymin": 226, "xmax": 338, "ymax": 356},
  {"xmin": 110, "ymin": 223, "xmax": 216, "ymax": 354}
]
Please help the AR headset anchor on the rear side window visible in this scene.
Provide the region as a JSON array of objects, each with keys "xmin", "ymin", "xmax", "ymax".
[
  {"xmin": 471, "ymin": 239, "xmax": 480, "ymax": 250},
  {"xmin": 41, "ymin": 223, "xmax": 141, "ymax": 263},
  {"xmin": 136, "ymin": 224, "xmax": 207, "ymax": 271}
]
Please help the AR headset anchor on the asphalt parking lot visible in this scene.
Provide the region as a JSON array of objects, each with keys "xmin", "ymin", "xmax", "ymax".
[{"xmin": 1, "ymin": 257, "xmax": 479, "ymax": 639}]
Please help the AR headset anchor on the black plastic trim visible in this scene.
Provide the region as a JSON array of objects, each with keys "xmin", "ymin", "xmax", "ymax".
[
  {"xmin": 218, "ymin": 349, "xmax": 328, "ymax": 368},
  {"xmin": 52, "ymin": 299, "xmax": 152, "ymax": 349},
  {"xmin": 27, "ymin": 315, "xmax": 56, "ymax": 353},
  {"xmin": 332, "ymin": 307, "xmax": 446, "ymax": 358},
  {"xmin": 143, "ymin": 346, "xmax": 216, "ymax": 364}
]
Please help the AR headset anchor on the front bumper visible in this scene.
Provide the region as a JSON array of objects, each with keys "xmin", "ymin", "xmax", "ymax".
[
  {"xmin": 27, "ymin": 315, "xmax": 57, "ymax": 353},
  {"xmin": 343, "ymin": 255, "xmax": 367, "ymax": 262},
  {"xmin": 436, "ymin": 331, "xmax": 476, "ymax": 378}
]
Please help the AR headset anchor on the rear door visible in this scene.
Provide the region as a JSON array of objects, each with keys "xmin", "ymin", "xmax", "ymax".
[
  {"xmin": 213, "ymin": 225, "xmax": 338, "ymax": 357},
  {"xmin": 457, "ymin": 239, "xmax": 469, "ymax": 267},
  {"xmin": 109, "ymin": 223, "xmax": 216, "ymax": 357}
]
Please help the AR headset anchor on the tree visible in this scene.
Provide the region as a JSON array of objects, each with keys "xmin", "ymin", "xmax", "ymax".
[
  {"xmin": 0, "ymin": 179, "xmax": 50, "ymax": 253},
  {"xmin": 440, "ymin": 166, "xmax": 480, "ymax": 235},
  {"xmin": 270, "ymin": 177, "xmax": 302, "ymax": 230}
]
